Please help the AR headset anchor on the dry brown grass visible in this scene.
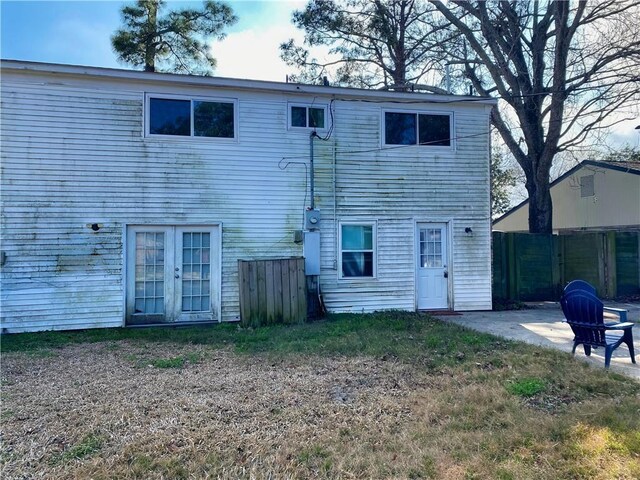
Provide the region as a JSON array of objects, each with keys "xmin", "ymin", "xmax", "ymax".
[{"xmin": 1, "ymin": 335, "xmax": 639, "ymax": 479}]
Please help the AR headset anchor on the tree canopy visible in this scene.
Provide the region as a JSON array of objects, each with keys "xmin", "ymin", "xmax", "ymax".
[
  {"xmin": 280, "ymin": 0, "xmax": 450, "ymax": 90},
  {"xmin": 283, "ymin": 0, "xmax": 640, "ymax": 233},
  {"xmin": 111, "ymin": 0, "xmax": 237, "ymax": 74},
  {"xmin": 431, "ymin": 0, "xmax": 640, "ymax": 232}
]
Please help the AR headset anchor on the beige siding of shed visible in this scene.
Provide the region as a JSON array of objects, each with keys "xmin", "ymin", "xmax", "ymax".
[
  {"xmin": 1, "ymin": 69, "xmax": 491, "ymax": 332},
  {"xmin": 494, "ymin": 165, "xmax": 640, "ymax": 233}
]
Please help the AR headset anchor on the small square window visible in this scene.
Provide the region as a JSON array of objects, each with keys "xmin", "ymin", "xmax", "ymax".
[
  {"xmin": 340, "ymin": 223, "xmax": 375, "ymax": 278},
  {"xmin": 290, "ymin": 105, "xmax": 326, "ymax": 129}
]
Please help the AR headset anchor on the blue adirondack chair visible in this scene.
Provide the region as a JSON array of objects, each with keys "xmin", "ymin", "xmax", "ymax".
[
  {"xmin": 563, "ymin": 280, "xmax": 629, "ymax": 322},
  {"xmin": 560, "ymin": 289, "xmax": 635, "ymax": 368}
]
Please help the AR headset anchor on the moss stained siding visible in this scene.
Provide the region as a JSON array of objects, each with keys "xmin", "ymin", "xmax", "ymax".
[{"xmin": 1, "ymin": 61, "xmax": 494, "ymax": 332}]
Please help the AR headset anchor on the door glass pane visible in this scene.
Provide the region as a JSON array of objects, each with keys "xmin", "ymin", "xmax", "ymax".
[
  {"xmin": 182, "ymin": 232, "xmax": 211, "ymax": 312},
  {"xmin": 134, "ymin": 232, "xmax": 165, "ymax": 314},
  {"xmin": 420, "ymin": 228, "xmax": 443, "ymax": 268}
]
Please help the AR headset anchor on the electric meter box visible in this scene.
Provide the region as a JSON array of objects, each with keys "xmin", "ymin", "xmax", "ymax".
[
  {"xmin": 303, "ymin": 231, "xmax": 321, "ymax": 275},
  {"xmin": 304, "ymin": 208, "xmax": 321, "ymax": 230}
]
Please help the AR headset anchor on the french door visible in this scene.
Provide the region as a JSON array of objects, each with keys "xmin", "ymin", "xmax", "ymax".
[{"xmin": 126, "ymin": 225, "xmax": 220, "ymax": 325}]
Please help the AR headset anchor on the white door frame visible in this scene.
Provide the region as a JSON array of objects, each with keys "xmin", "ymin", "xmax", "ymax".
[
  {"xmin": 124, "ymin": 224, "xmax": 221, "ymax": 325},
  {"xmin": 414, "ymin": 220, "xmax": 453, "ymax": 310}
]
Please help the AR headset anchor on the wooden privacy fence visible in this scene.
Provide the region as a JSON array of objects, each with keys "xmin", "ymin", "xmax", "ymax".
[
  {"xmin": 493, "ymin": 231, "xmax": 640, "ymax": 301},
  {"xmin": 238, "ymin": 257, "xmax": 307, "ymax": 327}
]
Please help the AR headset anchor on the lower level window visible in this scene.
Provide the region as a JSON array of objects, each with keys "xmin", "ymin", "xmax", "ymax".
[{"xmin": 340, "ymin": 223, "xmax": 375, "ymax": 278}]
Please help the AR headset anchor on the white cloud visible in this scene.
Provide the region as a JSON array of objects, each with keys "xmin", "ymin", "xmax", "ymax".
[
  {"xmin": 609, "ymin": 118, "xmax": 640, "ymax": 148},
  {"xmin": 210, "ymin": 23, "xmax": 303, "ymax": 82}
]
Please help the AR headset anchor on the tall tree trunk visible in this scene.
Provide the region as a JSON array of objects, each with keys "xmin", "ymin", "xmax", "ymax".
[
  {"xmin": 144, "ymin": 0, "xmax": 158, "ymax": 72},
  {"xmin": 525, "ymin": 160, "xmax": 553, "ymax": 233}
]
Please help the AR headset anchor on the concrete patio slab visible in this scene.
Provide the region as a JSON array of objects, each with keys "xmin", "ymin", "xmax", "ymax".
[{"xmin": 436, "ymin": 302, "xmax": 639, "ymax": 380}]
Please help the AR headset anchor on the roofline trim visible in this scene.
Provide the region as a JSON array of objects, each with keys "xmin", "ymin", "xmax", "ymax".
[{"xmin": 0, "ymin": 59, "xmax": 497, "ymax": 105}]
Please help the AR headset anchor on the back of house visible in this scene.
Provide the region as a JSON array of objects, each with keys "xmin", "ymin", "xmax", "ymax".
[{"xmin": 0, "ymin": 60, "xmax": 494, "ymax": 333}]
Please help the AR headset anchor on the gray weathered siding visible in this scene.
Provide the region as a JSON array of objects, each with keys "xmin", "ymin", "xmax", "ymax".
[{"xmin": 1, "ymin": 65, "xmax": 492, "ymax": 333}]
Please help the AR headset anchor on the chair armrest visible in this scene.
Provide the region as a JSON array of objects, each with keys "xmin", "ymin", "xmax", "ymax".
[
  {"xmin": 603, "ymin": 307, "xmax": 627, "ymax": 323},
  {"xmin": 604, "ymin": 322, "xmax": 634, "ymax": 330}
]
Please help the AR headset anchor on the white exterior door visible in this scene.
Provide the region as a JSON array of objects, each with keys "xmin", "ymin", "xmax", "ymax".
[
  {"xmin": 126, "ymin": 226, "xmax": 220, "ymax": 325},
  {"xmin": 416, "ymin": 223, "xmax": 449, "ymax": 310}
]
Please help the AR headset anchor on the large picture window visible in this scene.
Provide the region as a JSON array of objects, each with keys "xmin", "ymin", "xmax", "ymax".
[
  {"xmin": 384, "ymin": 111, "xmax": 451, "ymax": 146},
  {"xmin": 147, "ymin": 95, "xmax": 236, "ymax": 139},
  {"xmin": 340, "ymin": 223, "xmax": 376, "ymax": 278}
]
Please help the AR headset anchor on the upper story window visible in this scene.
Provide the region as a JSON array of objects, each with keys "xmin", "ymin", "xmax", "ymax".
[
  {"xmin": 384, "ymin": 111, "xmax": 452, "ymax": 146},
  {"xmin": 289, "ymin": 104, "xmax": 326, "ymax": 130},
  {"xmin": 146, "ymin": 95, "xmax": 236, "ymax": 139}
]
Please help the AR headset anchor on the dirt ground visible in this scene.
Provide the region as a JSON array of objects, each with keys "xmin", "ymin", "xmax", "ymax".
[{"xmin": 1, "ymin": 341, "xmax": 437, "ymax": 479}]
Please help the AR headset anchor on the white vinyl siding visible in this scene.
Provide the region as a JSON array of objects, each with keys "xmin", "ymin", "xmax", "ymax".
[{"xmin": 0, "ymin": 65, "xmax": 492, "ymax": 332}]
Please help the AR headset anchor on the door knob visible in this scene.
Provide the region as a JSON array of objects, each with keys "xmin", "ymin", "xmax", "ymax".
[
  {"xmin": 175, "ymin": 274, "xmax": 180, "ymax": 279},
  {"xmin": 443, "ymin": 271, "xmax": 448, "ymax": 278}
]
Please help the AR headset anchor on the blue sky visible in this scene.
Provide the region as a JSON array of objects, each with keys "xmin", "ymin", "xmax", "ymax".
[
  {"xmin": 1, "ymin": 0, "xmax": 638, "ymax": 147},
  {"xmin": 1, "ymin": 0, "xmax": 305, "ymax": 80}
]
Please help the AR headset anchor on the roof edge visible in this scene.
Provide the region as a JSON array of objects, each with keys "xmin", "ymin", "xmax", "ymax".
[{"xmin": 1, "ymin": 59, "xmax": 498, "ymax": 105}]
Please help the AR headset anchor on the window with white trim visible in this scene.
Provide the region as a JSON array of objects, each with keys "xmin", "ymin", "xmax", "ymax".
[
  {"xmin": 340, "ymin": 223, "xmax": 376, "ymax": 278},
  {"xmin": 146, "ymin": 95, "xmax": 236, "ymax": 139},
  {"xmin": 289, "ymin": 104, "xmax": 327, "ymax": 129},
  {"xmin": 384, "ymin": 111, "xmax": 452, "ymax": 146}
]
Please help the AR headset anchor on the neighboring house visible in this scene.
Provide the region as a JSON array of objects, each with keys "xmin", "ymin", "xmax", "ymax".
[
  {"xmin": 494, "ymin": 160, "xmax": 640, "ymax": 233},
  {"xmin": 0, "ymin": 60, "xmax": 494, "ymax": 333}
]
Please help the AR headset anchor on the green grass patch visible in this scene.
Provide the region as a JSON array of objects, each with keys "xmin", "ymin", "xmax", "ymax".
[
  {"xmin": 55, "ymin": 434, "xmax": 103, "ymax": 463},
  {"xmin": 149, "ymin": 356, "xmax": 185, "ymax": 369},
  {"xmin": 1, "ymin": 312, "xmax": 504, "ymax": 369},
  {"xmin": 506, "ymin": 378, "xmax": 547, "ymax": 397}
]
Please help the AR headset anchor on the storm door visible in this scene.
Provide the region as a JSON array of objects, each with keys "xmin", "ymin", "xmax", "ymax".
[{"xmin": 126, "ymin": 226, "xmax": 219, "ymax": 325}]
